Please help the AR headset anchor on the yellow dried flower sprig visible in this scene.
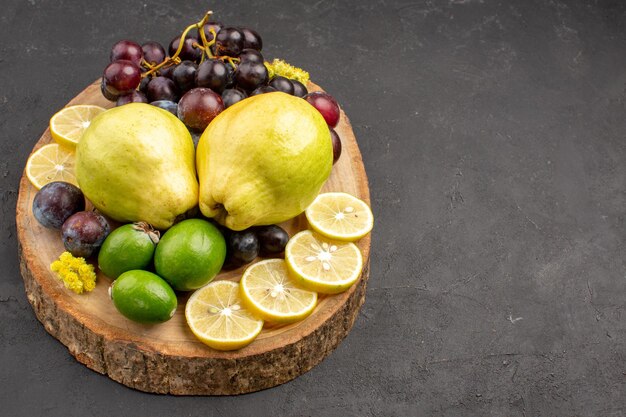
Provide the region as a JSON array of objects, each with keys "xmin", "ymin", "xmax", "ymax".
[
  {"xmin": 50, "ymin": 252, "xmax": 97, "ymax": 294},
  {"xmin": 265, "ymin": 59, "xmax": 309, "ymax": 85}
]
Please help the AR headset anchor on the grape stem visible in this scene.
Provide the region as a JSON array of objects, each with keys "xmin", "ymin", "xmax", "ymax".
[{"xmin": 141, "ymin": 10, "xmax": 214, "ymax": 77}]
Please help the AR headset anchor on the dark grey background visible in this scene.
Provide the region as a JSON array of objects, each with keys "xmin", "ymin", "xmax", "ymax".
[{"xmin": 2, "ymin": 0, "xmax": 625, "ymax": 415}]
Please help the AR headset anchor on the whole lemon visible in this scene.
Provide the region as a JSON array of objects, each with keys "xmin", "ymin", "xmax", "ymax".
[
  {"xmin": 154, "ymin": 219, "xmax": 226, "ymax": 291},
  {"xmin": 196, "ymin": 92, "xmax": 333, "ymax": 231}
]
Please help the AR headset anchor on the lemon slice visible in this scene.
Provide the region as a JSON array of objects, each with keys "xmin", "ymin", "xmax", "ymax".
[
  {"xmin": 25, "ymin": 143, "xmax": 78, "ymax": 189},
  {"xmin": 285, "ymin": 230, "xmax": 363, "ymax": 294},
  {"xmin": 240, "ymin": 259, "xmax": 317, "ymax": 323},
  {"xmin": 305, "ymin": 192, "xmax": 373, "ymax": 241},
  {"xmin": 185, "ymin": 280, "xmax": 263, "ymax": 351},
  {"xmin": 50, "ymin": 105, "xmax": 106, "ymax": 148}
]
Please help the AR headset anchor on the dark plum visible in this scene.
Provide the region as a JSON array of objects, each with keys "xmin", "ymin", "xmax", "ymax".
[
  {"xmin": 61, "ymin": 211, "xmax": 110, "ymax": 258},
  {"xmin": 269, "ymin": 76, "xmax": 294, "ymax": 95},
  {"xmin": 215, "ymin": 27, "xmax": 244, "ymax": 56},
  {"xmin": 250, "ymin": 85, "xmax": 277, "ymax": 96},
  {"xmin": 172, "ymin": 60, "xmax": 198, "ymax": 93},
  {"xmin": 196, "ymin": 59, "xmax": 228, "ymax": 93},
  {"xmin": 146, "ymin": 76, "xmax": 179, "ymax": 102},
  {"xmin": 240, "ymin": 27, "xmax": 263, "ymax": 51},
  {"xmin": 116, "ymin": 90, "xmax": 148, "ymax": 106},
  {"xmin": 235, "ymin": 61, "xmax": 268, "ymax": 91},
  {"xmin": 238, "ymin": 48, "xmax": 264, "ymax": 64},
  {"xmin": 304, "ymin": 91, "xmax": 340, "ymax": 127},
  {"xmin": 254, "ymin": 225, "xmax": 289, "ymax": 255},
  {"xmin": 329, "ymin": 128, "xmax": 342, "ymax": 164},
  {"xmin": 141, "ymin": 41, "xmax": 166, "ymax": 65},
  {"xmin": 150, "ymin": 100, "xmax": 178, "ymax": 115},
  {"xmin": 291, "ymin": 79, "xmax": 308, "ymax": 97},
  {"xmin": 103, "ymin": 60, "xmax": 142, "ymax": 96},
  {"xmin": 110, "ymin": 40, "xmax": 143, "ymax": 65},
  {"xmin": 177, "ymin": 88, "xmax": 224, "ymax": 131},
  {"xmin": 227, "ymin": 230, "xmax": 259, "ymax": 267},
  {"xmin": 168, "ymin": 35, "xmax": 203, "ymax": 62},
  {"xmin": 221, "ymin": 88, "xmax": 247, "ymax": 108},
  {"xmin": 32, "ymin": 181, "xmax": 85, "ymax": 229}
]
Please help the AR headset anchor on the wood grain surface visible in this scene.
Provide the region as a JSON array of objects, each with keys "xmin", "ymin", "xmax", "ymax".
[{"xmin": 16, "ymin": 80, "xmax": 371, "ymax": 395}]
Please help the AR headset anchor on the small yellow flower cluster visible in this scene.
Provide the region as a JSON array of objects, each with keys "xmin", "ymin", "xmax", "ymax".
[
  {"xmin": 265, "ymin": 59, "xmax": 310, "ymax": 85},
  {"xmin": 50, "ymin": 252, "xmax": 97, "ymax": 294}
]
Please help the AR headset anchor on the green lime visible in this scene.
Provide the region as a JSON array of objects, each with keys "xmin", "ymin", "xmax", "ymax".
[
  {"xmin": 154, "ymin": 218, "xmax": 226, "ymax": 291},
  {"xmin": 98, "ymin": 222, "xmax": 159, "ymax": 279},
  {"xmin": 110, "ymin": 270, "xmax": 177, "ymax": 324}
]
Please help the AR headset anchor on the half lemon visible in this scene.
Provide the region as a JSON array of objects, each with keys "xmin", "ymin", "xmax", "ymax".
[
  {"xmin": 285, "ymin": 230, "xmax": 363, "ymax": 294},
  {"xmin": 305, "ymin": 192, "xmax": 373, "ymax": 241},
  {"xmin": 185, "ymin": 280, "xmax": 264, "ymax": 351},
  {"xmin": 25, "ymin": 143, "xmax": 77, "ymax": 189},
  {"xmin": 50, "ymin": 105, "xmax": 106, "ymax": 148},
  {"xmin": 240, "ymin": 259, "xmax": 317, "ymax": 324}
]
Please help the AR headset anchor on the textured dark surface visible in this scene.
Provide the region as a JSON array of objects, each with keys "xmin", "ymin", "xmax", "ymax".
[{"xmin": 2, "ymin": 0, "xmax": 626, "ymax": 415}]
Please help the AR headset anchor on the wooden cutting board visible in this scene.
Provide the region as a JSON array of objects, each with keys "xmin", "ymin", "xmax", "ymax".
[{"xmin": 15, "ymin": 80, "xmax": 371, "ymax": 395}]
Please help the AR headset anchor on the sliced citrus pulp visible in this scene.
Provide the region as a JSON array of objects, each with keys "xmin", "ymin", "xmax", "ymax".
[
  {"xmin": 50, "ymin": 105, "xmax": 106, "ymax": 148},
  {"xmin": 285, "ymin": 230, "xmax": 363, "ymax": 294},
  {"xmin": 305, "ymin": 192, "xmax": 373, "ymax": 241},
  {"xmin": 240, "ymin": 259, "xmax": 317, "ymax": 323},
  {"xmin": 185, "ymin": 280, "xmax": 263, "ymax": 351},
  {"xmin": 26, "ymin": 143, "xmax": 77, "ymax": 189}
]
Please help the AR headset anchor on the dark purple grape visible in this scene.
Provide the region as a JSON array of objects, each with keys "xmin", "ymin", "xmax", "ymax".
[
  {"xmin": 172, "ymin": 60, "xmax": 198, "ymax": 93},
  {"xmin": 61, "ymin": 211, "xmax": 110, "ymax": 258},
  {"xmin": 116, "ymin": 90, "xmax": 148, "ymax": 106},
  {"xmin": 221, "ymin": 88, "xmax": 247, "ymax": 108},
  {"xmin": 329, "ymin": 128, "xmax": 342, "ymax": 164},
  {"xmin": 100, "ymin": 78, "xmax": 120, "ymax": 101},
  {"xmin": 168, "ymin": 35, "xmax": 202, "ymax": 62},
  {"xmin": 304, "ymin": 91, "xmax": 340, "ymax": 127},
  {"xmin": 227, "ymin": 230, "xmax": 259, "ymax": 267},
  {"xmin": 32, "ymin": 182, "xmax": 85, "ymax": 229},
  {"xmin": 224, "ymin": 62, "xmax": 236, "ymax": 88},
  {"xmin": 141, "ymin": 41, "xmax": 166, "ymax": 65},
  {"xmin": 158, "ymin": 64, "xmax": 176, "ymax": 79},
  {"xmin": 215, "ymin": 27, "xmax": 244, "ymax": 56},
  {"xmin": 103, "ymin": 60, "xmax": 142, "ymax": 96},
  {"xmin": 254, "ymin": 225, "xmax": 289, "ymax": 255},
  {"xmin": 110, "ymin": 40, "xmax": 143, "ymax": 65},
  {"xmin": 195, "ymin": 59, "xmax": 228, "ymax": 93},
  {"xmin": 269, "ymin": 76, "xmax": 294, "ymax": 95},
  {"xmin": 240, "ymin": 27, "xmax": 263, "ymax": 51},
  {"xmin": 238, "ymin": 48, "xmax": 264, "ymax": 64},
  {"xmin": 150, "ymin": 100, "xmax": 178, "ymax": 115},
  {"xmin": 197, "ymin": 21, "xmax": 222, "ymax": 43},
  {"xmin": 250, "ymin": 85, "xmax": 277, "ymax": 96},
  {"xmin": 138, "ymin": 76, "xmax": 151, "ymax": 94},
  {"xmin": 146, "ymin": 76, "xmax": 179, "ymax": 102},
  {"xmin": 177, "ymin": 88, "xmax": 224, "ymax": 131},
  {"xmin": 291, "ymin": 79, "xmax": 308, "ymax": 97},
  {"xmin": 235, "ymin": 61, "xmax": 268, "ymax": 91}
]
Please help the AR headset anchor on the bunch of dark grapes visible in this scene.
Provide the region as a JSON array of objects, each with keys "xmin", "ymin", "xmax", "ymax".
[{"xmin": 100, "ymin": 11, "xmax": 342, "ymax": 162}]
